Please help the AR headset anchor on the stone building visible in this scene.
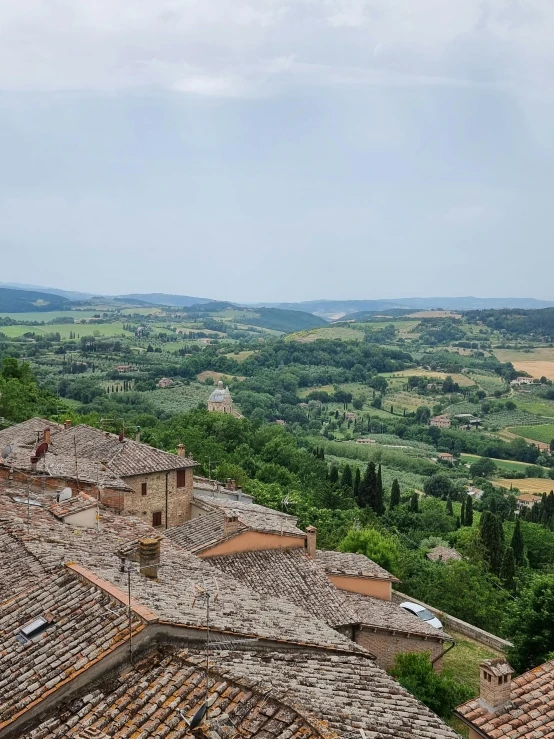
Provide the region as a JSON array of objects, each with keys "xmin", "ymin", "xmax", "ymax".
[
  {"xmin": 167, "ymin": 509, "xmax": 450, "ymax": 670},
  {"xmin": 207, "ymin": 380, "xmax": 233, "ymax": 413},
  {"xmin": 0, "ymin": 418, "xmax": 197, "ymax": 530}
]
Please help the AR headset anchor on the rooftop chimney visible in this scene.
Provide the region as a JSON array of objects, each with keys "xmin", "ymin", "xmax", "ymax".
[
  {"xmin": 223, "ymin": 512, "xmax": 240, "ymax": 537},
  {"xmin": 64, "ymin": 419, "xmax": 72, "ymax": 430},
  {"xmin": 135, "ymin": 426, "xmax": 141, "ymax": 443},
  {"xmin": 226, "ymin": 478, "xmax": 237, "ymax": 491},
  {"xmin": 305, "ymin": 526, "xmax": 317, "ymax": 558},
  {"xmin": 479, "ymin": 659, "xmax": 514, "ymax": 713},
  {"xmin": 177, "ymin": 443, "xmax": 185, "ymax": 457},
  {"xmin": 139, "ymin": 537, "xmax": 160, "ymax": 579},
  {"xmin": 44, "ymin": 428, "xmax": 51, "ymax": 445}
]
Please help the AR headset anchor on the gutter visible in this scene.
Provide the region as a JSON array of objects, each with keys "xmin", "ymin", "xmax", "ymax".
[{"xmin": 165, "ymin": 470, "xmax": 170, "ymax": 529}]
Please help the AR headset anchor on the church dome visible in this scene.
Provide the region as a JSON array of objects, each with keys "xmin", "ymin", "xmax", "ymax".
[{"xmin": 208, "ymin": 380, "xmax": 231, "ymax": 404}]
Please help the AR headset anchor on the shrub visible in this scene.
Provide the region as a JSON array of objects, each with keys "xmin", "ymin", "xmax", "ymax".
[{"xmin": 390, "ymin": 652, "xmax": 473, "ymax": 719}]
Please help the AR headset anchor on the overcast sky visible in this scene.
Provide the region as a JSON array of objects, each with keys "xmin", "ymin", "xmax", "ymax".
[{"xmin": 1, "ymin": 1, "xmax": 554, "ymax": 302}]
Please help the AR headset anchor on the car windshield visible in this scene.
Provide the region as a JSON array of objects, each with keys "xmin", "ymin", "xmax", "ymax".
[{"xmin": 416, "ymin": 608, "xmax": 436, "ymax": 621}]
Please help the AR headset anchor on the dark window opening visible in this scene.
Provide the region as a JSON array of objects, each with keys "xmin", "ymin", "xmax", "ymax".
[
  {"xmin": 177, "ymin": 469, "xmax": 187, "ymax": 488},
  {"xmin": 152, "ymin": 511, "xmax": 162, "ymax": 527},
  {"xmin": 141, "ymin": 482, "xmax": 147, "ymax": 496}
]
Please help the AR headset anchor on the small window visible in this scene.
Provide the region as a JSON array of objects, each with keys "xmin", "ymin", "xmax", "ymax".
[
  {"xmin": 152, "ymin": 511, "xmax": 162, "ymax": 527},
  {"xmin": 141, "ymin": 482, "xmax": 147, "ymax": 496},
  {"xmin": 176, "ymin": 469, "xmax": 187, "ymax": 488}
]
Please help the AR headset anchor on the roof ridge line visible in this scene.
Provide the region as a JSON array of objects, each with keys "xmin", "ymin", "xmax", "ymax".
[{"xmin": 65, "ymin": 562, "xmax": 158, "ymax": 623}]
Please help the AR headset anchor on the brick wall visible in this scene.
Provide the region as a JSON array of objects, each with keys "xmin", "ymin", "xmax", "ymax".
[
  {"xmin": 123, "ymin": 468, "xmax": 193, "ymax": 529},
  {"xmin": 355, "ymin": 628, "xmax": 444, "ymax": 671}
]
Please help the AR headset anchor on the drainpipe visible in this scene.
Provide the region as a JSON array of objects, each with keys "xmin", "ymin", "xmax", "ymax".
[
  {"xmin": 165, "ymin": 470, "xmax": 170, "ymax": 529},
  {"xmin": 432, "ymin": 640, "xmax": 456, "ymax": 666}
]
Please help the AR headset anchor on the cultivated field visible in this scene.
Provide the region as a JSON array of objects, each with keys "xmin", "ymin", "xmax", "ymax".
[
  {"xmin": 289, "ymin": 326, "xmax": 364, "ymax": 342},
  {"xmin": 408, "ymin": 311, "xmax": 461, "ymax": 319},
  {"xmin": 494, "ymin": 348, "xmax": 554, "ymax": 380},
  {"xmin": 197, "ymin": 371, "xmax": 245, "ymax": 383},
  {"xmin": 0, "ymin": 310, "xmax": 102, "ymax": 321},
  {"xmin": 508, "ymin": 423, "xmax": 554, "ymax": 444},
  {"xmin": 0, "ymin": 323, "xmax": 128, "ymax": 339},
  {"xmin": 382, "ymin": 369, "xmax": 475, "ymax": 387},
  {"xmin": 496, "ymin": 478, "xmax": 554, "ymax": 494}
]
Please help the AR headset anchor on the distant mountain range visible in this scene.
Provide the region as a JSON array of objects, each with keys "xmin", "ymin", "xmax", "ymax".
[
  {"xmin": 119, "ymin": 293, "xmax": 213, "ymax": 308},
  {"xmin": 252, "ymin": 297, "xmax": 554, "ymax": 319},
  {"xmin": 1, "ymin": 282, "xmax": 553, "ymax": 318}
]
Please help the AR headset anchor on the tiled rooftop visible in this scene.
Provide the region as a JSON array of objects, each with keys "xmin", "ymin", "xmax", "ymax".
[
  {"xmin": 0, "ymin": 476, "xmax": 459, "ymax": 739},
  {"xmin": 456, "ymin": 659, "xmax": 554, "ymax": 738},
  {"xmin": 0, "ymin": 569, "xmax": 144, "ymax": 732},
  {"xmin": 199, "ymin": 497, "xmax": 304, "ymax": 536},
  {"xmin": 0, "ymin": 419, "xmax": 196, "ymax": 484},
  {"xmin": 426, "ymin": 546, "xmax": 462, "ymax": 563},
  {"xmin": 210, "ymin": 549, "xmax": 356, "ymax": 627},
  {"xmin": 21, "ymin": 647, "xmax": 460, "ymax": 739},
  {"xmin": 315, "ymin": 550, "xmax": 399, "ymax": 582},
  {"xmin": 0, "ymin": 483, "xmax": 360, "ymax": 654},
  {"xmin": 167, "ymin": 495, "xmax": 305, "ymax": 553},
  {"xmin": 47, "ymin": 491, "xmax": 98, "ymax": 519}
]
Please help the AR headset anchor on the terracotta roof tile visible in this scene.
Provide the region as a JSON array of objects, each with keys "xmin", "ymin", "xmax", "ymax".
[
  {"xmin": 315, "ymin": 550, "xmax": 399, "ymax": 582},
  {"xmin": 457, "ymin": 659, "xmax": 554, "ymax": 738},
  {"xmin": 0, "ymin": 569, "xmax": 144, "ymax": 731},
  {"xmin": 21, "ymin": 647, "xmax": 460, "ymax": 739}
]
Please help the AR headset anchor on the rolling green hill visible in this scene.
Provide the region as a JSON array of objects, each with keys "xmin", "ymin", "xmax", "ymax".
[{"xmin": 0, "ymin": 287, "xmax": 71, "ymax": 313}]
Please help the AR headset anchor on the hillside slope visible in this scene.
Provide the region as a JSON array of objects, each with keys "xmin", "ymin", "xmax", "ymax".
[{"xmin": 0, "ymin": 287, "xmax": 70, "ymax": 313}]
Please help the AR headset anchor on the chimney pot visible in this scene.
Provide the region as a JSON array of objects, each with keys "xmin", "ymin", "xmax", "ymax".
[
  {"xmin": 44, "ymin": 428, "xmax": 51, "ymax": 444},
  {"xmin": 479, "ymin": 659, "xmax": 514, "ymax": 713},
  {"xmin": 305, "ymin": 526, "xmax": 317, "ymax": 558},
  {"xmin": 223, "ymin": 512, "xmax": 240, "ymax": 537},
  {"xmin": 139, "ymin": 537, "xmax": 160, "ymax": 579},
  {"xmin": 177, "ymin": 443, "xmax": 185, "ymax": 457},
  {"xmin": 64, "ymin": 419, "xmax": 72, "ymax": 429},
  {"xmin": 135, "ymin": 426, "xmax": 141, "ymax": 443}
]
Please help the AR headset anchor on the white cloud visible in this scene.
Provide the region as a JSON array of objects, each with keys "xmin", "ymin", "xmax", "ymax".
[{"xmin": 0, "ymin": 0, "xmax": 553, "ymax": 97}]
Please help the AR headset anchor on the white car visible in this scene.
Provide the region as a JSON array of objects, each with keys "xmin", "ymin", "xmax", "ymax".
[{"xmin": 399, "ymin": 601, "xmax": 443, "ymax": 629}]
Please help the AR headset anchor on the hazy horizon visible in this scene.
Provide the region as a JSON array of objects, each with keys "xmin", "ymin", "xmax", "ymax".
[{"xmin": 2, "ymin": 1, "xmax": 554, "ymax": 302}]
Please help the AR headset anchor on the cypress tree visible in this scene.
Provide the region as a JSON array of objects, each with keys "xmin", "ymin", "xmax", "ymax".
[
  {"xmin": 455, "ymin": 515, "xmax": 461, "ymax": 529},
  {"xmin": 329, "ymin": 465, "xmax": 339, "ymax": 485},
  {"xmin": 511, "ymin": 517, "xmax": 525, "ymax": 566},
  {"xmin": 500, "ymin": 546, "xmax": 516, "ymax": 591},
  {"xmin": 353, "ymin": 467, "xmax": 361, "ymax": 500},
  {"xmin": 460, "ymin": 497, "xmax": 466, "ymax": 527},
  {"xmin": 341, "ymin": 464, "xmax": 353, "ymax": 490},
  {"xmin": 480, "ymin": 511, "xmax": 504, "ymax": 576},
  {"xmin": 374, "ymin": 464, "xmax": 385, "ymax": 516},
  {"xmin": 358, "ymin": 462, "xmax": 377, "ymax": 508},
  {"xmin": 390, "ymin": 478, "xmax": 401, "ymax": 510},
  {"xmin": 446, "ymin": 498, "xmax": 453, "ymax": 516},
  {"xmin": 465, "ymin": 496, "xmax": 474, "ymax": 527},
  {"xmin": 409, "ymin": 492, "xmax": 419, "ymax": 513}
]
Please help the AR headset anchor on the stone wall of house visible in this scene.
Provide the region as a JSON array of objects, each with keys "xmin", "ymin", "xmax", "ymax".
[
  {"xmin": 123, "ymin": 468, "xmax": 194, "ymax": 529},
  {"xmin": 356, "ymin": 628, "xmax": 444, "ymax": 671}
]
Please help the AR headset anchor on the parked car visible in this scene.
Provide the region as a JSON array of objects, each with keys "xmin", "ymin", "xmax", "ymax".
[{"xmin": 399, "ymin": 601, "xmax": 443, "ymax": 629}]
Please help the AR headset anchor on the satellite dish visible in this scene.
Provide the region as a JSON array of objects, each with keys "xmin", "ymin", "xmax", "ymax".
[
  {"xmin": 1, "ymin": 445, "xmax": 12, "ymax": 460},
  {"xmin": 35, "ymin": 442, "xmax": 49, "ymax": 459},
  {"xmin": 57, "ymin": 487, "xmax": 72, "ymax": 503}
]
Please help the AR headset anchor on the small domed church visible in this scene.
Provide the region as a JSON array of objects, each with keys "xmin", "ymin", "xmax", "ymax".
[{"xmin": 207, "ymin": 380, "xmax": 234, "ymax": 414}]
